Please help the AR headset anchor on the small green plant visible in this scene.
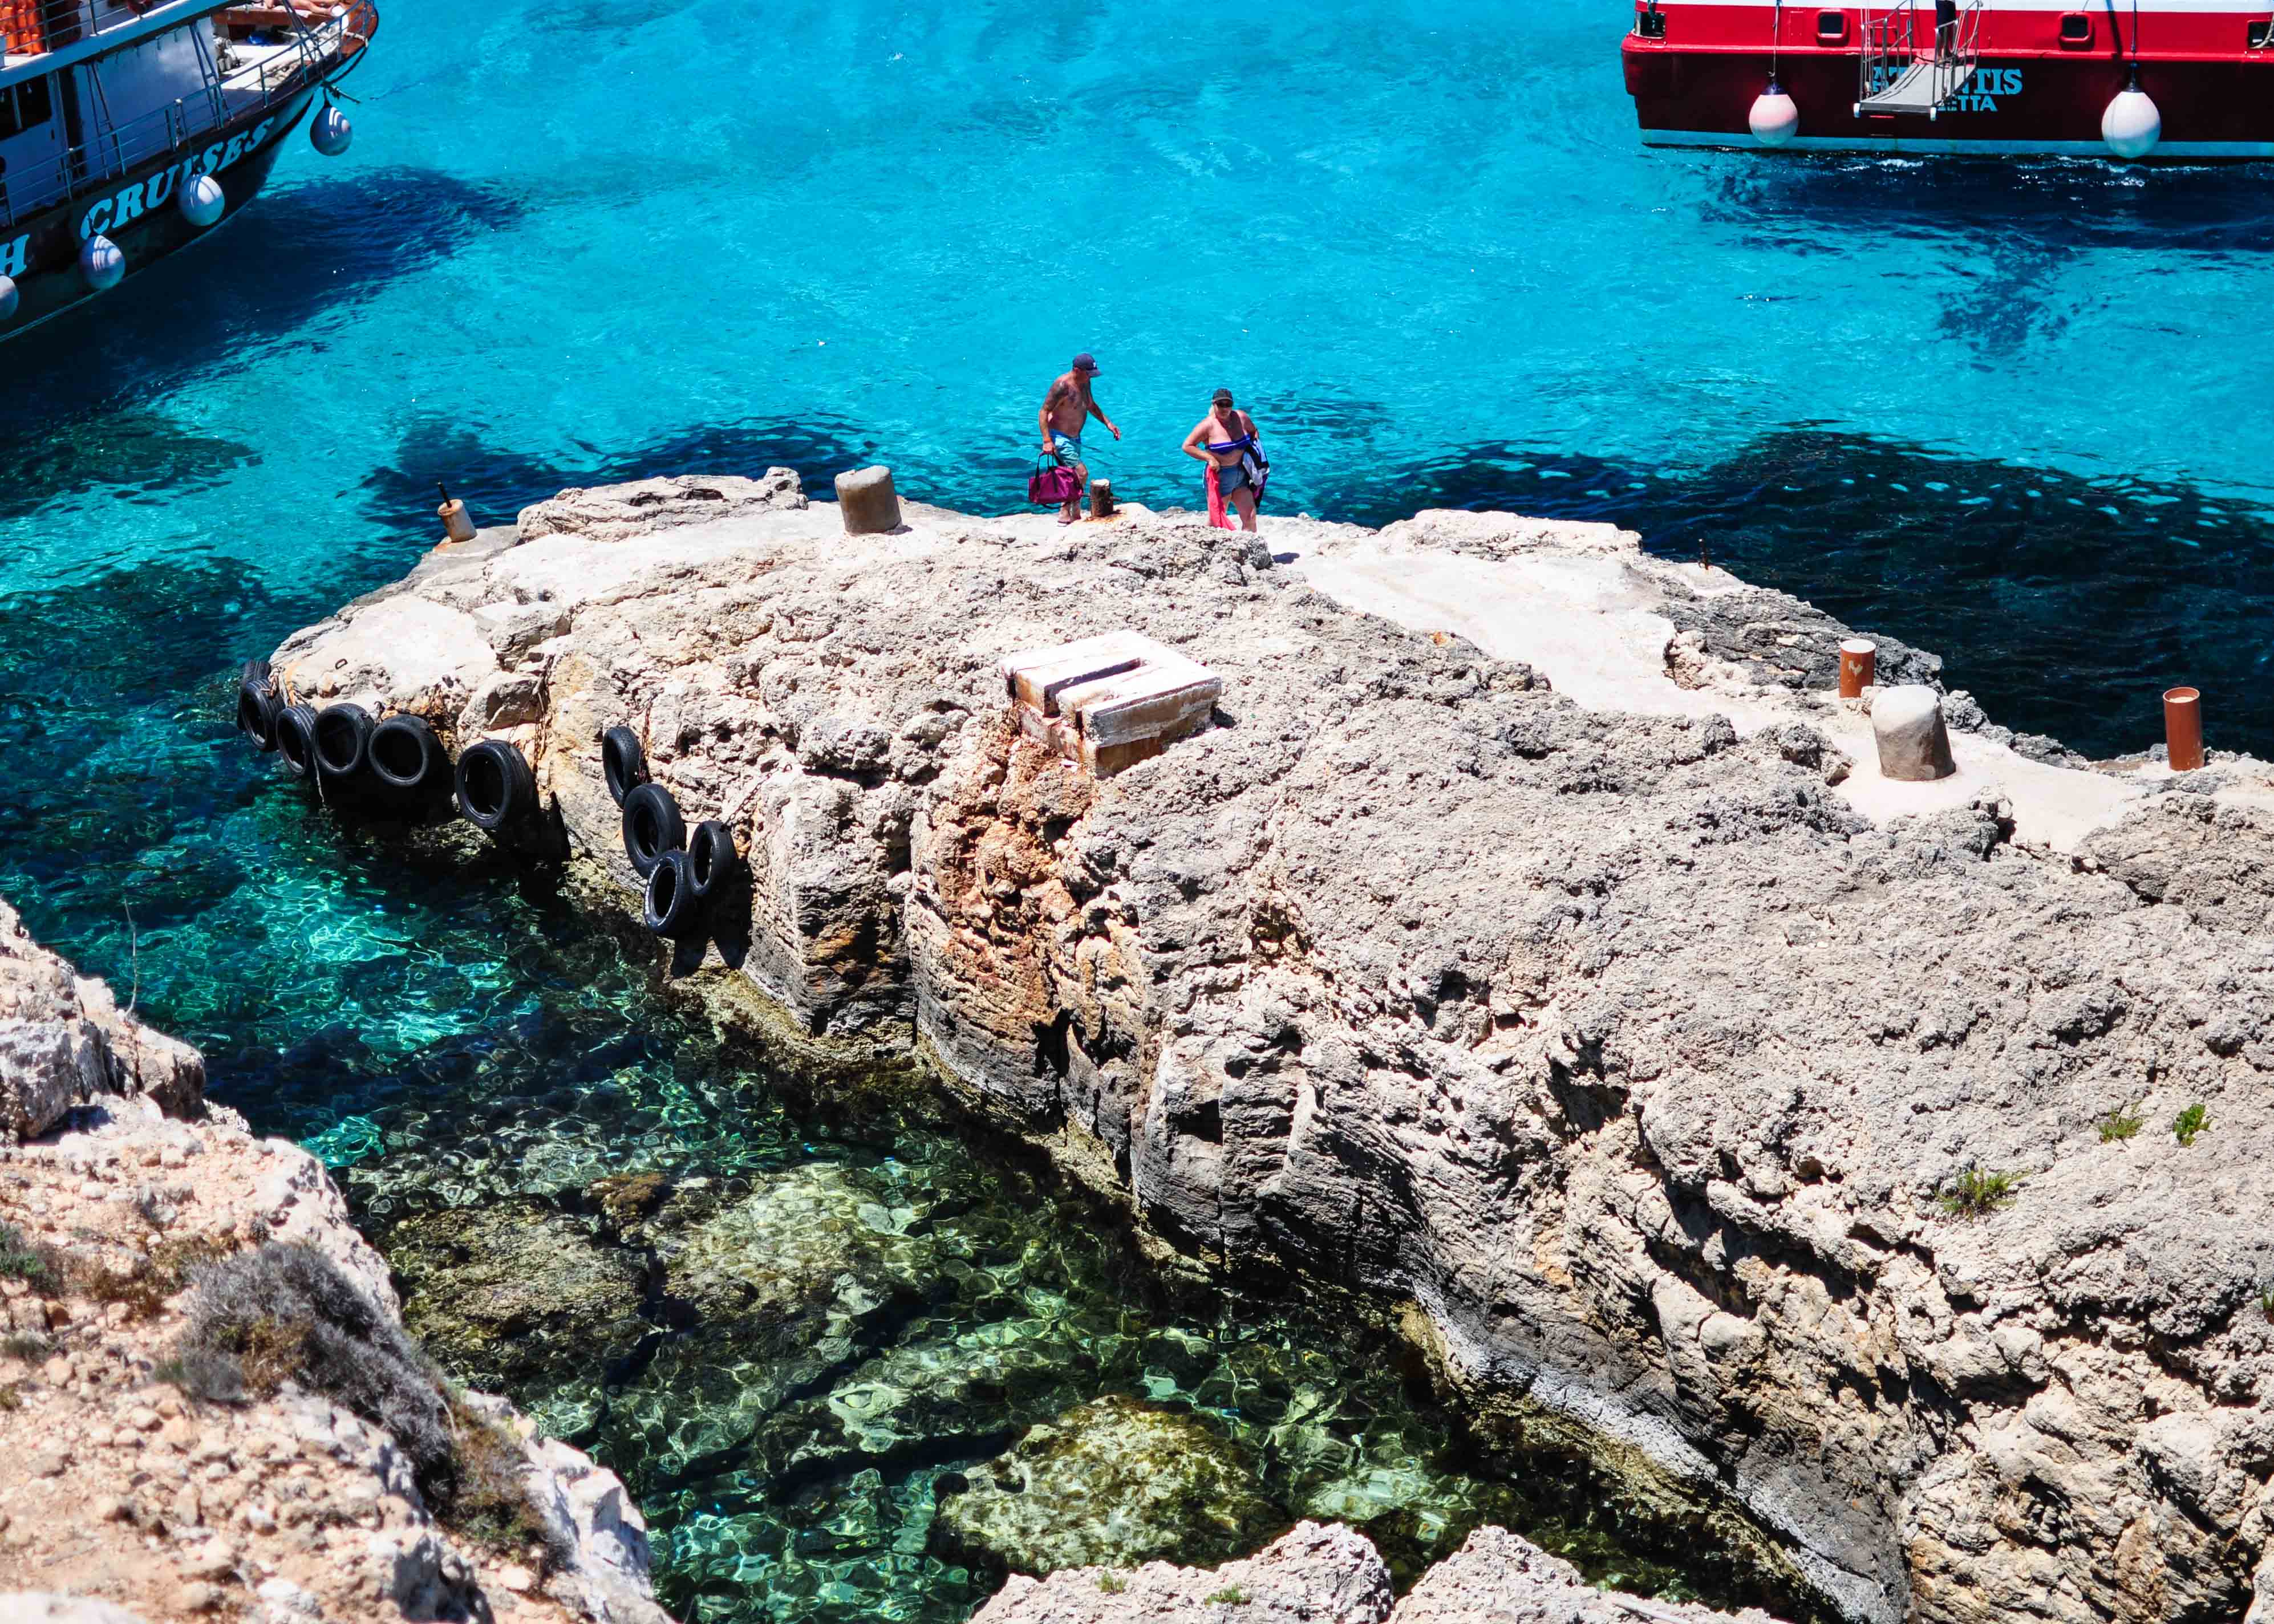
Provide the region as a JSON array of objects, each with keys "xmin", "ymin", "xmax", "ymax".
[
  {"xmin": 0, "ymin": 1382, "xmax": 19, "ymax": 1412},
  {"xmin": 2098, "ymin": 1106, "xmax": 2145, "ymax": 1142},
  {"xmin": 2260, "ymin": 1288, "xmax": 2274, "ymax": 1323},
  {"xmin": 1206, "ymin": 1589, "xmax": 1246, "ymax": 1606},
  {"xmin": 0, "ymin": 1222, "xmax": 56, "ymax": 1287},
  {"xmin": 433, "ymin": 1392, "xmax": 572, "ymax": 1570},
  {"xmin": 2174, "ymin": 1104, "xmax": 2210, "ymax": 1146},
  {"xmin": 2, "ymin": 1333, "xmax": 48, "ymax": 1362},
  {"xmin": 1096, "ymin": 1572, "xmax": 1127, "ymax": 1594},
  {"xmin": 1939, "ymin": 1167, "xmax": 2021, "ymax": 1219}
]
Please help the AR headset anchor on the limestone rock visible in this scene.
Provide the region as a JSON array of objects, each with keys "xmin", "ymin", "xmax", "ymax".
[
  {"xmin": 269, "ymin": 478, "xmax": 2274, "ymax": 1624},
  {"xmin": 969, "ymin": 1521, "xmax": 1392, "ymax": 1624},
  {"xmin": 519, "ymin": 470, "xmax": 806, "ymax": 544},
  {"xmin": 0, "ymin": 896, "xmax": 204, "ymax": 1139},
  {"xmin": 1388, "ymin": 1528, "xmax": 1780, "ymax": 1624},
  {"xmin": 0, "ymin": 1599, "xmax": 159, "ymax": 1624},
  {"xmin": 1870, "ymin": 683, "xmax": 1956, "ymax": 781},
  {"xmin": 937, "ymin": 1395, "xmax": 1288, "ymax": 1575}
]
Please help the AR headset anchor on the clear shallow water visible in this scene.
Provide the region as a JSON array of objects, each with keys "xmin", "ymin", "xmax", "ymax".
[{"xmin": 5, "ymin": 0, "xmax": 2274, "ymax": 1615}]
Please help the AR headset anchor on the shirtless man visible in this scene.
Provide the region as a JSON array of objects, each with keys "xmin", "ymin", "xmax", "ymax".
[
  {"xmin": 1039, "ymin": 353, "xmax": 1121, "ymax": 525},
  {"xmin": 1181, "ymin": 388, "xmax": 1262, "ymax": 532}
]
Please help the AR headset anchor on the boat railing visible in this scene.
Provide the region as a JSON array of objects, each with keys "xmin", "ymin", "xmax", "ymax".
[
  {"xmin": 0, "ymin": 0, "xmax": 374, "ymax": 231},
  {"xmin": 1, "ymin": 0, "xmax": 180, "ymax": 62},
  {"xmin": 1857, "ymin": 0, "xmax": 1984, "ymax": 116}
]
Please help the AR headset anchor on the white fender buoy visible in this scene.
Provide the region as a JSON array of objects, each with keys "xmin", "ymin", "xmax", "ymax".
[
  {"xmin": 0, "ymin": 276, "xmax": 17, "ymax": 323},
  {"xmin": 79, "ymin": 234, "xmax": 125, "ymax": 293},
  {"xmin": 180, "ymin": 173, "xmax": 226, "ymax": 228},
  {"xmin": 1750, "ymin": 80, "xmax": 1801, "ymax": 148},
  {"xmin": 310, "ymin": 104, "xmax": 352, "ymax": 157},
  {"xmin": 2102, "ymin": 83, "xmax": 2161, "ymax": 160}
]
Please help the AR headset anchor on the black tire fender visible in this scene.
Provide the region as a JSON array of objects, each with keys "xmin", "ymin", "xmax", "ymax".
[
  {"xmin": 275, "ymin": 705, "xmax": 319, "ymax": 780},
  {"xmin": 236, "ymin": 673, "xmax": 283, "ymax": 752},
  {"xmin": 686, "ymin": 819, "xmax": 739, "ymax": 900},
  {"xmin": 602, "ymin": 726, "xmax": 647, "ymax": 807},
  {"xmin": 368, "ymin": 714, "xmax": 448, "ymax": 797},
  {"xmin": 312, "ymin": 704, "xmax": 374, "ymax": 782},
  {"xmin": 456, "ymin": 738, "xmax": 536, "ymax": 832},
  {"xmin": 643, "ymin": 849, "xmax": 700, "ymax": 937},
  {"xmin": 621, "ymin": 782, "xmax": 685, "ymax": 878}
]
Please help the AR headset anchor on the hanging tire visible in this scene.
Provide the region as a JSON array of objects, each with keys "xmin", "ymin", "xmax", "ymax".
[
  {"xmin": 312, "ymin": 703, "xmax": 374, "ymax": 784},
  {"xmin": 621, "ymin": 782, "xmax": 685, "ymax": 878},
  {"xmin": 456, "ymin": 738, "xmax": 536, "ymax": 832},
  {"xmin": 644, "ymin": 850, "xmax": 700, "ymax": 937},
  {"xmin": 368, "ymin": 714, "xmax": 448, "ymax": 801},
  {"xmin": 602, "ymin": 726, "xmax": 647, "ymax": 807},
  {"xmin": 236, "ymin": 673, "xmax": 283, "ymax": 752},
  {"xmin": 275, "ymin": 705, "xmax": 319, "ymax": 780},
  {"xmin": 686, "ymin": 819, "xmax": 739, "ymax": 901}
]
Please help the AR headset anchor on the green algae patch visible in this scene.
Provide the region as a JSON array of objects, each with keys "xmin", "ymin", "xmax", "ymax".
[{"xmin": 933, "ymin": 1394, "xmax": 1290, "ymax": 1576}]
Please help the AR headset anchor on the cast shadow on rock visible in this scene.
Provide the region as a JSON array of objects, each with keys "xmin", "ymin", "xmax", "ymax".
[{"xmin": 664, "ymin": 866, "xmax": 754, "ymax": 979}]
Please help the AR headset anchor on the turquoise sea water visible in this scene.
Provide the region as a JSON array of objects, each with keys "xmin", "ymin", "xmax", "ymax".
[{"xmin": 6, "ymin": 1, "xmax": 2274, "ymax": 1617}]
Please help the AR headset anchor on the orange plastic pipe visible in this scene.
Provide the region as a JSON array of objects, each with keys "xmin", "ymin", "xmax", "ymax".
[{"xmin": 2164, "ymin": 687, "xmax": 2204, "ymax": 773}]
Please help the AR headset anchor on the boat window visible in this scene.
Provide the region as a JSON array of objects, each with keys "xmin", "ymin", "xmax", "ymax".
[
  {"xmin": 2057, "ymin": 13, "xmax": 2093, "ymax": 44},
  {"xmin": 1815, "ymin": 10, "xmax": 1849, "ymax": 42},
  {"xmin": 0, "ymin": 76, "xmax": 56, "ymax": 140},
  {"xmin": 2251, "ymin": 18, "xmax": 2273, "ymax": 48}
]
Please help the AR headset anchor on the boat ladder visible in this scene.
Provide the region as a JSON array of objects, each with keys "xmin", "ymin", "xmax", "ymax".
[{"xmin": 1854, "ymin": 0, "xmax": 1984, "ymax": 118}]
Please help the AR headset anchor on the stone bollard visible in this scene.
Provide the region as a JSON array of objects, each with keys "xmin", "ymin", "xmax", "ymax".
[
  {"xmin": 1089, "ymin": 478, "xmax": 1115, "ymax": 519},
  {"xmin": 438, "ymin": 497, "xmax": 477, "ymax": 546},
  {"xmin": 834, "ymin": 466, "xmax": 902, "ymax": 535},
  {"xmin": 1872, "ymin": 684, "xmax": 1957, "ymax": 781}
]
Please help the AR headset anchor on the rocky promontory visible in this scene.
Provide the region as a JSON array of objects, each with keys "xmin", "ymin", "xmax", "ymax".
[
  {"xmin": 264, "ymin": 473, "xmax": 2274, "ymax": 1624},
  {"xmin": 0, "ymin": 904, "xmax": 675, "ymax": 1624}
]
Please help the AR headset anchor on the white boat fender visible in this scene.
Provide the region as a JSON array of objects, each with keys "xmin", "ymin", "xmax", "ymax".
[
  {"xmin": 1750, "ymin": 80, "xmax": 1800, "ymax": 148},
  {"xmin": 311, "ymin": 104, "xmax": 352, "ymax": 157},
  {"xmin": 180, "ymin": 173, "xmax": 226, "ymax": 228},
  {"xmin": 0, "ymin": 276, "xmax": 17, "ymax": 323},
  {"xmin": 80, "ymin": 235, "xmax": 125, "ymax": 293},
  {"xmin": 2102, "ymin": 78, "xmax": 2161, "ymax": 160}
]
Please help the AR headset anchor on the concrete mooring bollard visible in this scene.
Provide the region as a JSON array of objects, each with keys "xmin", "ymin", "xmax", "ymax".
[
  {"xmin": 2165, "ymin": 686, "xmax": 2205, "ymax": 772},
  {"xmin": 1089, "ymin": 478, "xmax": 1116, "ymax": 519},
  {"xmin": 438, "ymin": 498, "xmax": 476, "ymax": 545},
  {"xmin": 1872, "ymin": 684, "xmax": 1957, "ymax": 782},
  {"xmin": 1838, "ymin": 638, "xmax": 1877, "ymax": 699},
  {"xmin": 835, "ymin": 465, "xmax": 902, "ymax": 535}
]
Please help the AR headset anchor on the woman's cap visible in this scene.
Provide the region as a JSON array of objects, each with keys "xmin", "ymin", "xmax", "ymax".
[{"xmin": 1211, "ymin": 388, "xmax": 1234, "ymax": 405}]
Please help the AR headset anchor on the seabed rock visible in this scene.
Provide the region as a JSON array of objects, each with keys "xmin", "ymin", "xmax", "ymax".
[
  {"xmin": 387, "ymin": 1201, "xmax": 650, "ymax": 1391},
  {"xmin": 937, "ymin": 1394, "xmax": 1290, "ymax": 1576}
]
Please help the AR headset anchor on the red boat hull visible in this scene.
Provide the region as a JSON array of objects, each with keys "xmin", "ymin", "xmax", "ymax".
[{"xmin": 1625, "ymin": 2, "xmax": 2274, "ymax": 158}]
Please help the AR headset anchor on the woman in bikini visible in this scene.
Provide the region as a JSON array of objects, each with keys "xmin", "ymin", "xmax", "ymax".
[{"xmin": 1181, "ymin": 388, "xmax": 1266, "ymax": 532}]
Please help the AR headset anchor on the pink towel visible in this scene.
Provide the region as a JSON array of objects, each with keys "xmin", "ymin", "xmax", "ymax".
[{"xmin": 1205, "ymin": 465, "xmax": 1234, "ymax": 530}]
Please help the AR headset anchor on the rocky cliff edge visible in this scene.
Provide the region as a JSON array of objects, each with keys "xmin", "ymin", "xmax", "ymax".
[
  {"xmin": 0, "ymin": 908, "xmax": 674, "ymax": 1624},
  {"xmin": 267, "ymin": 474, "xmax": 2274, "ymax": 1624}
]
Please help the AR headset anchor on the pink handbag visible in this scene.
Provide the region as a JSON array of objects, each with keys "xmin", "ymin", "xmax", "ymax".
[{"xmin": 1028, "ymin": 456, "xmax": 1081, "ymax": 506}]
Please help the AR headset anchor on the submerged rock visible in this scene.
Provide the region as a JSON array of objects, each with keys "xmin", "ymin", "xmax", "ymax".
[
  {"xmin": 387, "ymin": 1202, "xmax": 649, "ymax": 1391},
  {"xmin": 937, "ymin": 1394, "xmax": 1289, "ymax": 1575},
  {"xmin": 663, "ymin": 1159, "xmax": 937, "ymax": 1327}
]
